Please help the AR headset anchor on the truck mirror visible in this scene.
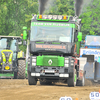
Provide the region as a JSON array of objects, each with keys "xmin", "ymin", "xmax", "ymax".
[
  {"xmin": 23, "ymin": 40, "xmax": 27, "ymax": 46},
  {"xmin": 23, "ymin": 26, "xmax": 27, "ymax": 40},
  {"xmin": 77, "ymin": 32, "xmax": 82, "ymax": 42},
  {"xmin": 28, "ymin": 30, "xmax": 31, "ymax": 40},
  {"xmin": 74, "ymin": 31, "xmax": 78, "ymax": 42}
]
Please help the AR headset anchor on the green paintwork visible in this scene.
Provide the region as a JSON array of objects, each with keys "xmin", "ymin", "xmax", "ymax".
[
  {"xmin": 52, "ymin": 42, "xmax": 60, "ymax": 44},
  {"xmin": 37, "ymin": 15, "xmax": 70, "ymax": 22},
  {"xmin": 31, "ymin": 22, "xmax": 75, "ymax": 28},
  {"xmin": 23, "ymin": 26, "xmax": 27, "ymax": 40},
  {"xmin": 37, "ymin": 55, "xmax": 64, "ymax": 67},
  {"xmin": 76, "ymin": 32, "xmax": 82, "ymax": 54},
  {"xmin": 36, "ymin": 42, "xmax": 44, "ymax": 44},
  {"xmin": 76, "ymin": 41, "xmax": 80, "ymax": 55},
  {"xmin": 77, "ymin": 32, "xmax": 82, "ymax": 42},
  {"xmin": 36, "ymin": 42, "xmax": 60, "ymax": 44},
  {"xmin": 74, "ymin": 73, "xmax": 77, "ymax": 82},
  {"xmin": 0, "ymin": 73, "xmax": 14, "ymax": 77}
]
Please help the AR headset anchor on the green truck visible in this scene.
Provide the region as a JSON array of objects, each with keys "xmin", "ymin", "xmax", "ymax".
[
  {"xmin": 23, "ymin": 15, "xmax": 85, "ymax": 87},
  {"xmin": 0, "ymin": 36, "xmax": 26, "ymax": 79}
]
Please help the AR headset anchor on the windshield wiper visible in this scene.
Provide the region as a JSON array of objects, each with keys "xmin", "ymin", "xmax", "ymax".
[
  {"xmin": 51, "ymin": 41, "xmax": 64, "ymax": 43},
  {"xmin": 34, "ymin": 40, "xmax": 45, "ymax": 42},
  {"xmin": 51, "ymin": 40, "xmax": 61, "ymax": 42}
]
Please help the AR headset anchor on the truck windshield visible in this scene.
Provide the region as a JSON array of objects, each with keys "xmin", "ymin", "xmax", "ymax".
[
  {"xmin": 0, "ymin": 38, "xmax": 17, "ymax": 59},
  {"xmin": 85, "ymin": 36, "xmax": 100, "ymax": 46},
  {"xmin": 30, "ymin": 22, "xmax": 73, "ymax": 42}
]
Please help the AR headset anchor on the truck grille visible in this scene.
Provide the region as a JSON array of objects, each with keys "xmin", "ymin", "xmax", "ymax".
[{"xmin": 43, "ymin": 57, "xmax": 58, "ymax": 66}]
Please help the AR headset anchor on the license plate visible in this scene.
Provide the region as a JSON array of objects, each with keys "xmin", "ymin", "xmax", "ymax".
[
  {"xmin": 45, "ymin": 70, "xmax": 54, "ymax": 73},
  {"xmin": 5, "ymin": 66, "xmax": 10, "ymax": 70}
]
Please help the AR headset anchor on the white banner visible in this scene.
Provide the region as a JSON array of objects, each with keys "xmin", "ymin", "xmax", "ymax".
[{"xmin": 80, "ymin": 48, "xmax": 100, "ymax": 61}]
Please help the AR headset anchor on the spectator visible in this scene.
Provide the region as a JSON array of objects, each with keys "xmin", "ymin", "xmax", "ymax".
[{"xmin": 90, "ymin": 37, "xmax": 100, "ymax": 45}]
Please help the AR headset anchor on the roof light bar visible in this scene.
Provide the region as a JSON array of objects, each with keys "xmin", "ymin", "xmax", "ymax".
[
  {"xmin": 42, "ymin": 15, "xmax": 48, "ymax": 19},
  {"xmin": 39, "ymin": 15, "xmax": 42, "ymax": 19},
  {"xmin": 52, "ymin": 15, "xmax": 57, "ymax": 19},
  {"xmin": 58, "ymin": 15, "xmax": 63, "ymax": 20},
  {"xmin": 37, "ymin": 15, "xmax": 73, "ymax": 22},
  {"xmin": 48, "ymin": 15, "xmax": 53, "ymax": 19},
  {"xmin": 63, "ymin": 16, "xmax": 67, "ymax": 20}
]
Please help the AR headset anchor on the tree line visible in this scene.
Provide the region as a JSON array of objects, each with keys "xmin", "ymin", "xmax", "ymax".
[{"xmin": 0, "ymin": 0, "xmax": 100, "ymax": 51}]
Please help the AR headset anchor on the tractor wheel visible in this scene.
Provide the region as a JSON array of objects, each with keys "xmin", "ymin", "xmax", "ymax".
[
  {"xmin": 76, "ymin": 73, "xmax": 85, "ymax": 86},
  {"xmin": 68, "ymin": 69, "xmax": 77, "ymax": 87},
  {"xmin": 28, "ymin": 72, "xmax": 37, "ymax": 85},
  {"xmin": 17, "ymin": 60, "xmax": 26, "ymax": 79}
]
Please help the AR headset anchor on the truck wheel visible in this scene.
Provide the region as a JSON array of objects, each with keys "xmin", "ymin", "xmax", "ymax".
[
  {"xmin": 28, "ymin": 72, "xmax": 37, "ymax": 85},
  {"xmin": 76, "ymin": 74, "xmax": 85, "ymax": 86},
  {"xmin": 17, "ymin": 60, "xmax": 25, "ymax": 79},
  {"xmin": 68, "ymin": 69, "xmax": 77, "ymax": 87}
]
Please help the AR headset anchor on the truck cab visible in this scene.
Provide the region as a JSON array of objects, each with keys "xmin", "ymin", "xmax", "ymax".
[{"xmin": 23, "ymin": 15, "xmax": 84, "ymax": 87}]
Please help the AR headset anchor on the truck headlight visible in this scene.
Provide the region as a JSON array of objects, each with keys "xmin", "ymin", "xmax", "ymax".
[
  {"xmin": 32, "ymin": 59, "xmax": 36, "ymax": 63},
  {"xmin": 64, "ymin": 58, "xmax": 69, "ymax": 67},
  {"xmin": 64, "ymin": 64, "xmax": 69, "ymax": 67},
  {"xmin": 65, "ymin": 60, "xmax": 69, "ymax": 63},
  {"xmin": 32, "ymin": 63, "xmax": 36, "ymax": 66},
  {"xmin": 71, "ymin": 60, "xmax": 74, "ymax": 63},
  {"xmin": 71, "ymin": 63, "xmax": 74, "ymax": 66},
  {"xmin": 32, "ymin": 56, "xmax": 36, "ymax": 66},
  {"xmin": 71, "ymin": 59, "xmax": 74, "ymax": 66},
  {"xmin": 65, "ymin": 58, "xmax": 69, "ymax": 63}
]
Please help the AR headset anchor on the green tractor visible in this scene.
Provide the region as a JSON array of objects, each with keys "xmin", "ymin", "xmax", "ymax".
[{"xmin": 0, "ymin": 36, "xmax": 26, "ymax": 79}]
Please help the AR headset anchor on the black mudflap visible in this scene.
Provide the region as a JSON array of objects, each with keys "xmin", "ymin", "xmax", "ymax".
[
  {"xmin": 84, "ymin": 62, "xmax": 95, "ymax": 80},
  {"xmin": 95, "ymin": 62, "xmax": 100, "ymax": 81}
]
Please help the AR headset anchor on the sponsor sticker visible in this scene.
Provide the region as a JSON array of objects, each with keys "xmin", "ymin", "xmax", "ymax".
[
  {"xmin": 59, "ymin": 96, "xmax": 72, "ymax": 100},
  {"xmin": 89, "ymin": 91, "xmax": 100, "ymax": 100},
  {"xmin": 35, "ymin": 44, "xmax": 66, "ymax": 49},
  {"xmin": 80, "ymin": 49, "xmax": 100, "ymax": 60}
]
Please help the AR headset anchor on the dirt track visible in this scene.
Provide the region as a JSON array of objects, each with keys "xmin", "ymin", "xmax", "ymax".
[{"xmin": 0, "ymin": 79, "xmax": 100, "ymax": 100}]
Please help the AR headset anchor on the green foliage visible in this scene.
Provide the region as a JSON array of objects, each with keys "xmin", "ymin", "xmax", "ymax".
[
  {"xmin": 44, "ymin": 0, "xmax": 75, "ymax": 16},
  {"xmin": 0, "ymin": 0, "xmax": 100, "ymax": 52},
  {"xmin": 80, "ymin": 0, "xmax": 100, "ymax": 39},
  {"xmin": 0, "ymin": 0, "xmax": 38, "ymax": 52}
]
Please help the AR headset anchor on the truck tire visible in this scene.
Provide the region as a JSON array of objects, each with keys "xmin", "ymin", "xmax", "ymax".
[
  {"xmin": 17, "ymin": 60, "xmax": 25, "ymax": 79},
  {"xmin": 28, "ymin": 72, "xmax": 37, "ymax": 85},
  {"xmin": 68, "ymin": 69, "xmax": 77, "ymax": 87},
  {"xmin": 76, "ymin": 74, "xmax": 85, "ymax": 86}
]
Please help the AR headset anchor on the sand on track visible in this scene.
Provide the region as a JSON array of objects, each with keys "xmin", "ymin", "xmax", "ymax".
[{"xmin": 0, "ymin": 79, "xmax": 100, "ymax": 100}]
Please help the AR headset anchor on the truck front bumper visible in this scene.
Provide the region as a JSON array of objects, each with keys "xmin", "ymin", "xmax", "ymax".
[{"xmin": 31, "ymin": 73, "xmax": 69, "ymax": 78}]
